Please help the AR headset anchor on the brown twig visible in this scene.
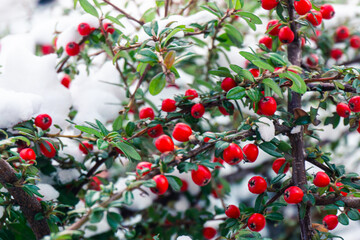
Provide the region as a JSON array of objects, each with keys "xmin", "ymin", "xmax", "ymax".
[{"xmin": 103, "ymin": 0, "xmax": 144, "ymax": 26}]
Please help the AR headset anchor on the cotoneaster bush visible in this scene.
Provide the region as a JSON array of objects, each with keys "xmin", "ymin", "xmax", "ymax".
[{"xmin": 0, "ymin": 0, "xmax": 360, "ymax": 240}]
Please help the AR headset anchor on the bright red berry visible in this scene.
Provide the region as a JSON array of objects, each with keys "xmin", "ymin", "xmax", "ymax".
[
  {"xmin": 279, "ymin": 26, "xmax": 295, "ymax": 44},
  {"xmin": 349, "ymin": 96, "xmax": 360, "ymax": 112},
  {"xmin": 191, "ymin": 165, "xmax": 212, "ymax": 186},
  {"xmin": 89, "ymin": 176, "xmax": 101, "ymax": 191},
  {"xmin": 147, "ymin": 124, "xmax": 163, "ymax": 138},
  {"xmin": 323, "ymin": 215, "xmax": 338, "ymax": 230},
  {"xmin": 218, "ymin": 103, "xmax": 234, "ymax": 116},
  {"xmin": 223, "ymin": 143, "xmax": 243, "ymax": 165},
  {"xmin": 284, "ymin": 186, "xmax": 304, "ymax": 204},
  {"xmin": 191, "ymin": 103, "xmax": 205, "ymax": 119},
  {"xmin": 185, "ymin": 89, "xmax": 198, "ymax": 100},
  {"xmin": 259, "ymin": 36, "xmax": 273, "ymax": 50},
  {"xmin": 248, "ymin": 176, "xmax": 267, "ymax": 194},
  {"xmin": 320, "ymin": 4, "xmax": 335, "ymax": 20},
  {"xmin": 77, "ymin": 22, "xmax": 92, "ymax": 36},
  {"xmin": 306, "ymin": 10, "xmax": 322, "ymax": 26},
  {"xmin": 139, "ymin": 107, "xmax": 155, "ymax": 120},
  {"xmin": 258, "ymin": 97, "xmax": 277, "ymax": 116},
  {"xmin": 39, "ymin": 140, "xmax": 56, "ymax": 158},
  {"xmin": 34, "ymin": 114, "xmax": 52, "ymax": 130},
  {"xmin": 203, "ymin": 227, "xmax": 217, "ymax": 240},
  {"xmin": 261, "ymin": 0, "xmax": 278, "ymax": 10},
  {"xmin": 267, "ymin": 20, "xmax": 281, "ymax": 36},
  {"xmin": 155, "ymin": 135, "xmax": 174, "ymax": 153},
  {"xmin": 103, "ymin": 23, "xmax": 115, "ymax": 34},
  {"xmin": 79, "ymin": 141, "xmax": 93, "ymax": 154},
  {"xmin": 335, "ymin": 26, "xmax": 350, "ymax": 41},
  {"xmin": 65, "ymin": 42, "xmax": 80, "ymax": 56},
  {"xmin": 150, "ymin": 175, "xmax": 168, "ymax": 195},
  {"xmin": 329, "ymin": 182, "xmax": 348, "ymax": 196},
  {"xmin": 19, "ymin": 148, "xmax": 36, "ymax": 164},
  {"xmin": 247, "ymin": 213, "xmax": 266, "ymax": 232},
  {"xmin": 294, "ymin": 0, "xmax": 312, "ymax": 15},
  {"xmin": 330, "ymin": 49, "xmax": 343, "ymax": 60},
  {"xmin": 301, "ymin": 37, "xmax": 306, "ymax": 47},
  {"xmin": 272, "ymin": 158, "xmax": 290, "ymax": 174},
  {"xmin": 180, "ymin": 179, "xmax": 188, "ymax": 192},
  {"xmin": 172, "ymin": 123, "xmax": 192, "ymax": 142},
  {"xmin": 313, "ymin": 172, "xmax": 330, "ymax": 188},
  {"xmin": 249, "ymin": 68, "xmax": 260, "ymax": 77},
  {"xmin": 61, "ymin": 74, "xmax": 71, "ymax": 88},
  {"xmin": 135, "ymin": 162, "xmax": 152, "ymax": 176},
  {"xmin": 225, "ymin": 205, "xmax": 240, "ymax": 219},
  {"xmin": 221, "ymin": 77, "xmax": 237, "ymax": 92},
  {"xmin": 41, "ymin": 44, "xmax": 54, "ymax": 55},
  {"xmin": 350, "ymin": 36, "xmax": 360, "ymax": 48},
  {"xmin": 161, "ymin": 98, "xmax": 176, "ymax": 112},
  {"xmin": 243, "ymin": 144, "xmax": 259, "ymax": 162},
  {"xmin": 306, "ymin": 53, "xmax": 319, "ymax": 67},
  {"xmin": 336, "ymin": 103, "xmax": 351, "ymax": 118}
]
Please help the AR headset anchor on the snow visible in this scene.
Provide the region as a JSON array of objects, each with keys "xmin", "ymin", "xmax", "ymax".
[
  {"xmin": 36, "ymin": 183, "xmax": 59, "ymax": 201},
  {"xmin": 177, "ymin": 236, "xmax": 192, "ymax": 240},
  {"xmin": 255, "ymin": 117, "xmax": 275, "ymax": 142},
  {"xmin": 57, "ymin": 168, "xmax": 81, "ymax": 184}
]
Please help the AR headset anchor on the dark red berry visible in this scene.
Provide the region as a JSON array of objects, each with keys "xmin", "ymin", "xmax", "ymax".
[
  {"xmin": 306, "ymin": 10, "xmax": 322, "ymax": 26},
  {"xmin": 180, "ymin": 179, "xmax": 188, "ymax": 192},
  {"xmin": 284, "ymin": 186, "xmax": 304, "ymax": 204},
  {"xmin": 172, "ymin": 123, "xmax": 192, "ymax": 142},
  {"xmin": 35, "ymin": 114, "xmax": 52, "ymax": 130},
  {"xmin": 203, "ymin": 227, "xmax": 217, "ymax": 239},
  {"xmin": 249, "ymin": 68, "xmax": 260, "ymax": 77},
  {"xmin": 221, "ymin": 77, "xmax": 237, "ymax": 92},
  {"xmin": 223, "ymin": 143, "xmax": 243, "ymax": 165},
  {"xmin": 150, "ymin": 175, "xmax": 168, "ymax": 195},
  {"xmin": 330, "ymin": 49, "xmax": 343, "ymax": 60},
  {"xmin": 329, "ymin": 182, "xmax": 348, "ymax": 196},
  {"xmin": 350, "ymin": 36, "xmax": 360, "ymax": 49},
  {"xmin": 313, "ymin": 172, "xmax": 330, "ymax": 187},
  {"xmin": 243, "ymin": 144, "xmax": 259, "ymax": 162},
  {"xmin": 248, "ymin": 176, "xmax": 267, "ymax": 194},
  {"xmin": 147, "ymin": 124, "xmax": 163, "ymax": 138},
  {"xmin": 279, "ymin": 26, "xmax": 294, "ymax": 44},
  {"xmin": 218, "ymin": 103, "xmax": 234, "ymax": 116},
  {"xmin": 103, "ymin": 23, "xmax": 115, "ymax": 34},
  {"xmin": 185, "ymin": 89, "xmax": 198, "ymax": 100},
  {"xmin": 306, "ymin": 53, "xmax": 319, "ymax": 67},
  {"xmin": 335, "ymin": 26, "xmax": 350, "ymax": 41},
  {"xmin": 259, "ymin": 36, "xmax": 273, "ymax": 50},
  {"xmin": 40, "ymin": 140, "xmax": 56, "ymax": 158},
  {"xmin": 191, "ymin": 165, "xmax": 212, "ymax": 186},
  {"xmin": 272, "ymin": 158, "xmax": 290, "ymax": 174},
  {"xmin": 65, "ymin": 42, "xmax": 80, "ymax": 56},
  {"xmin": 225, "ymin": 205, "xmax": 240, "ymax": 219},
  {"xmin": 139, "ymin": 107, "xmax": 155, "ymax": 120},
  {"xmin": 320, "ymin": 4, "xmax": 335, "ymax": 20},
  {"xmin": 323, "ymin": 215, "xmax": 338, "ymax": 230},
  {"xmin": 191, "ymin": 103, "xmax": 205, "ymax": 119},
  {"xmin": 79, "ymin": 141, "xmax": 93, "ymax": 154},
  {"xmin": 294, "ymin": 0, "xmax": 312, "ymax": 15},
  {"xmin": 258, "ymin": 96, "xmax": 277, "ymax": 116},
  {"xmin": 155, "ymin": 135, "xmax": 174, "ymax": 153},
  {"xmin": 213, "ymin": 157, "xmax": 224, "ymax": 168},
  {"xmin": 247, "ymin": 213, "xmax": 266, "ymax": 232},
  {"xmin": 336, "ymin": 103, "xmax": 351, "ymax": 118},
  {"xmin": 161, "ymin": 98, "xmax": 176, "ymax": 112}
]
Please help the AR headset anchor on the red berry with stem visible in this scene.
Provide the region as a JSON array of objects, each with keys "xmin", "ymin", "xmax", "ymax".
[
  {"xmin": 306, "ymin": 53, "xmax": 319, "ymax": 67},
  {"xmin": 35, "ymin": 114, "xmax": 52, "ymax": 130},
  {"xmin": 350, "ymin": 36, "xmax": 360, "ymax": 48},
  {"xmin": 180, "ymin": 179, "xmax": 188, "ymax": 192},
  {"xmin": 323, "ymin": 215, "xmax": 338, "ymax": 230},
  {"xmin": 77, "ymin": 22, "xmax": 92, "ymax": 36},
  {"xmin": 259, "ymin": 36, "xmax": 273, "ymax": 50},
  {"xmin": 19, "ymin": 148, "xmax": 36, "ymax": 164},
  {"xmin": 191, "ymin": 103, "xmax": 205, "ymax": 119},
  {"xmin": 320, "ymin": 4, "xmax": 335, "ymax": 20},
  {"xmin": 155, "ymin": 135, "xmax": 174, "ymax": 153},
  {"xmin": 349, "ymin": 96, "xmax": 360, "ymax": 112},
  {"xmin": 172, "ymin": 123, "xmax": 192, "ymax": 142},
  {"xmin": 218, "ymin": 103, "xmax": 234, "ymax": 116},
  {"xmin": 247, "ymin": 213, "xmax": 266, "ymax": 232},
  {"xmin": 261, "ymin": 0, "xmax": 278, "ymax": 10},
  {"xmin": 79, "ymin": 141, "xmax": 93, "ymax": 154},
  {"xmin": 103, "ymin": 23, "xmax": 115, "ymax": 34},
  {"xmin": 248, "ymin": 176, "xmax": 267, "ymax": 194},
  {"xmin": 225, "ymin": 205, "xmax": 240, "ymax": 219},
  {"xmin": 306, "ymin": 10, "xmax": 322, "ymax": 26},
  {"xmin": 135, "ymin": 162, "xmax": 152, "ymax": 176},
  {"xmin": 185, "ymin": 89, "xmax": 198, "ymax": 100},
  {"xmin": 294, "ymin": 0, "xmax": 312, "ymax": 15},
  {"xmin": 329, "ymin": 182, "xmax": 348, "ymax": 196},
  {"xmin": 267, "ymin": 20, "xmax": 281, "ymax": 36},
  {"xmin": 139, "ymin": 107, "xmax": 155, "ymax": 120},
  {"xmin": 330, "ymin": 49, "xmax": 343, "ymax": 60},
  {"xmin": 272, "ymin": 158, "xmax": 290, "ymax": 174},
  {"xmin": 258, "ymin": 96, "xmax": 277, "ymax": 116},
  {"xmin": 284, "ymin": 186, "xmax": 304, "ymax": 204},
  {"xmin": 65, "ymin": 42, "xmax": 80, "ymax": 56},
  {"xmin": 161, "ymin": 98, "xmax": 176, "ymax": 112},
  {"xmin": 203, "ymin": 227, "xmax": 217, "ymax": 240},
  {"xmin": 61, "ymin": 74, "xmax": 71, "ymax": 88},
  {"xmin": 147, "ymin": 124, "xmax": 163, "ymax": 138},
  {"xmin": 39, "ymin": 140, "xmax": 56, "ymax": 158},
  {"xmin": 150, "ymin": 175, "xmax": 168, "ymax": 195},
  {"xmin": 279, "ymin": 26, "xmax": 295, "ymax": 44},
  {"xmin": 223, "ymin": 143, "xmax": 243, "ymax": 165},
  {"xmin": 313, "ymin": 172, "xmax": 330, "ymax": 187},
  {"xmin": 336, "ymin": 103, "xmax": 351, "ymax": 118},
  {"xmin": 243, "ymin": 144, "xmax": 259, "ymax": 162},
  {"xmin": 221, "ymin": 77, "xmax": 237, "ymax": 92},
  {"xmin": 336, "ymin": 26, "xmax": 350, "ymax": 41},
  {"xmin": 249, "ymin": 68, "xmax": 260, "ymax": 77},
  {"xmin": 191, "ymin": 165, "xmax": 212, "ymax": 186}
]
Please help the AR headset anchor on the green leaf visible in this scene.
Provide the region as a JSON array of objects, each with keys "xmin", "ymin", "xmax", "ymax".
[
  {"xmin": 226, "ymin": 86, "xmax": 246, "ymax": 100},
  {"xmin": 107, "ymin": 212, "xmax": 123, "ymax": 230},
  {"xmin": 90, "ymin": 208, "xmax": 104, "ymax": 223},
  {"xmin": 85, "ymin": 190, "xmax": 100, "ymax": 207},
  {"xmin": 75, "ymin": 125, "xmax": 103, "ymax": 138},
  {"xmin": 136, "ymin": 49, "xmax": 158, "ymax": 63},
  {"xmin": 166, "ymin": 175, "xmax": 182, "ymax": 192},
  {"xmin": 236, "ymin": 11, "xmax": 262, "ymax": 24},
  {"xmin": 280, "ymin": 72, "xmax": 307, "ymax": 94},
  {"xmin": 224, "ymin": 24, "xmax": 243, "ymax": 47},
  {"xmin": 79, "ymin": 0, "xmax": 99, "ymax": 18},
  {"xmin": 96, "ymin": 119, "xmax": 109, "ymax": 135},
  {"xmin": 338, "ymin": 213, "xmax": 349, "ymax": 225},
  {"xmin": 239, "ymin": 69, "xmax": 255, "ymax": 82},
  {"xmin": 270, "ymin": 173, "xmax": 286, "ymax": 184},
  {"xmin": 347, "ymin": 209, "xmax": 360, "ymax": 221},
  {"xmin": 112, "ymin": 115, "xmax": 123, "ymax": 131},
  {"xmin": 113, "ymin": 141, "xmax": 141, "ymax": 161},
  {"xmin": 149, "ymin": 72, "xmax": 166, "ymax": 95},
  {"xmin": 266, "ymin": 212, "xmax": 284, "ymax": 221},
  {"xmin": 268, "ymin": 53, "xmax": 287, "ymax": 66},
  {"xmin": 252, "ymin": 60, "xmax": 274, "ymax": 72},
  {"xmin": 295, "ymin": 115, "xmax": 311, "ymax": 125},
  {"xmin": 259, "ymin": 142, "xmax": 282, "ymax": 157},
  {"xmin": 125, "ymin": 122, "xmax": 136, "ymax": 136},
  {"xmin": 105, "ymin": 15, "xmax": 125, "ymax": 28},
  {"xmin": 209, "ymin": 67, "xmax": 233, "ymax": 78},
  {"xmin": 239, "ymin": 51, "xmax": 258, "ymax": 61},
  {"xmin": 164, "ymin": 28, "xmax": 182, "ymax": 46},
  {"xmin": 262, "ymin": 78, "xmax": 284, "ymax": 98}
]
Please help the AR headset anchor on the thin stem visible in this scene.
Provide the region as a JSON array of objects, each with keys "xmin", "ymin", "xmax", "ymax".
[{"xmin": 103, "ymin": 0, "xmax": 144, "ymax": 26}]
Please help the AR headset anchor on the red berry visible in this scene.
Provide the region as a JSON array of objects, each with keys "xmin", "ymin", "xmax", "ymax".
[
  {"xmin": 259, "ymin": 36, "xmax": 273, "ymax": 50},
  {"xmin": 284, "ymin": 186, "xmax": 304, "ymax": 204},
  {"xmin": 218, "ymin": 103, "xmax": 234, "ymax": 116},
  {"xmin": 34, "ymin": 114, "xmax": 52, "ymax": 130},
  {"xmin": 278, "ymin": 26, "xmax": 294, "ymax": 44},
  {"xmin": 65, "ymin": 42, "xmax": 80, "ymax": 56},
  {"xmin": 172, "ymin": 123, "xmax": 192, "ymax": 142},
  {"xmin": 294, "ymin": 0, "xmax": 312, "ymax": 15},
  {"xmin": 103, "ymin": 23, "xmax": 115, "ymax": 34},
  {"xmin": 203, "ymin": 227, "xmax": 217, "ymax": 239},
  {"xmin": 155, "ymin": 135, "xmax": 174, "ymax": 153},
  {"xmin": 89, "ymin": 176, "xmax": 101, "ymax": 191},
  {"xmin": 313, "ymin": 172, "xmax": 330, "ymax": 188},
  {"xmin": 272, "ymin": 158, "xmax": 290, "ymax": 174},
  {"xmin": 61, "ymin": 74, "xmax": 71, "ymax": 88},
  {"xmin": 77, "ymin": 22, "xmax": 92, "ymax": 36},
  {"xmin": 19, "ymin": 148, "xmax": 36, "ymax": 164},
  {"xmin": 213, "ymin": 157, "xmax": 224, "ymax": 168},
  {"xmin": 243, "ymin": 144, "xmax": 259, "ymax": 162},
  {"xmin": 306, "ymin": 54, "xmax": 319, "ymax": 67},
  {"xmin": 223, "ymin": 143, "xmax": 243, "ymax": 165},
  {"xmin": 267, "ymin": 20, "xmax": 281, "ymax": 36},
  {"xmin": 147, "ymin": 124, "xmax": 163, "ymax": 138},
  {"xmin": 301, "ymin": 37, "xmax": 306, "ymax": 47},
  {"xmin": 249, "ymin": 68, "xmax": 260, "ymax": 77},
  {"xmin": 349, "ymin": 96, "xmax": 360, "ymax": 112},
  {"xmin": 139, "ymin": 107, "xmax": 155, "ymax": 120},
  {"xmin": 335, "ymin": 26, "xmax": 350, "ymax": 41},
  {"xmin": 258, "ymin": 97, "xmax": 277, "ymax": 116},
  {"xmin": 135, "ymin": 162, "xmax": 152, "ymax": 176},
  {"xmin": 150, "ymin": 175, "xmax": 168, "ymax": 195},
  {"xmin": 191, "ymin": 165, "xmax": 212, "ymax": 186},
  {"xmin": 221, "ymin": 77, "xmax": 237, "ymax": 92},
  {"xmin": 330, "ymin": 49, "xmax": 343, "ymax": 60},
  {"xmin": 350, "ymin": 36, "xmax": 360, "ymax": 49},
  {"xmin": 306, "ymin": 10, "xmax": 322, "ymax": 26},
  {"xmin": 320, "ymin": 4, "xmax": 335, "ymax": 20},
  {"xmin": 41, "ymin": 44, "xmax": 54, "ymax": 55},
  {"xmin": 161, "ymin": 98, "xmax": 176, "ymax": 112},
  {"xmin": 191, "ymin": 103, "xmax": 205, "ymax": 119},
  {"xmin": 185, "ymin": 89, "xmax": 198, "ymax": 100},
  {"xmin": 248, "ymin": 176, "xmax": 267, "ymax": 194},
  {"xmin": 247, "ymin": 213, "xmax": 266, "ymax": 232},
  {"xmin": 39, "ymin": 140, "xmax": 56, "ymax": 158},
  {"xmin": 323, "ymin": 215, "xmax": 338, "ymax": 230},
  {"xmin": 180, "ymin": 179, "xmax": 188, "ymax": 192},
  {"xmin": 79, "ymin": 141, "xmax": 93, "ymax": 154},
  {"xmin": 225, "ymin": 205, "xmax": 240, "ymax": 219},
  {"xmin": 261, "ymin": 0, "xmax": 278, "ymax": 10},
  {"xmin": 329, "ymin": 182, "xmax": 348, "ymax": 196},
  {"xmin": 358, "ymin": 124, "xmax": 360, "ymax": 134},
  {"xmin": 336, "ymin": 103, "xmax": 351, "ymax": 118}
]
